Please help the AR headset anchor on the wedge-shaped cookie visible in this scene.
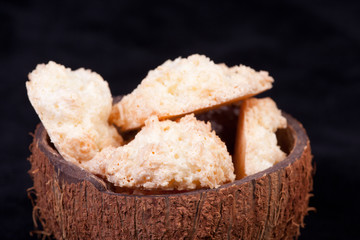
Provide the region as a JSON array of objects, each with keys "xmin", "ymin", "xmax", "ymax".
[
  {"xmin": 110, "ymin": 54, "xmax": 273, "ymax": 131},
  {"xmin": 26, "ymin": 61, "xmax": 123, "ymax": 165},
  {"xmin": 86, "ymin": 114, "xmax": 235, "ymax": 190},
  {"xmin": 234, "ymin": 97, "xmax": 287, "ymax": 179}
]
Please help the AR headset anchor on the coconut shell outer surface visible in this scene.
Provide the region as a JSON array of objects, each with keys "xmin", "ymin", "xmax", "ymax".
[{"xmin": 28, "ymin": 113, "xmax": 313, "ymax": 240}]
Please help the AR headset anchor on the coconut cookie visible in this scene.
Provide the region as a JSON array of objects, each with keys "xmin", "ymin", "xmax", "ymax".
[
  {"xmin": 90, "ymin": 114, "xmax": 235, "ymax": 190},
  {"xmin": 234, "ymin": 97, "xmax": 287, "ymax": 178},
  {"xmin": 26, "ymin": 61, "xmax": 123, "ymax": 165},
  {"xmin": 110, "ymin": 54, "xmax": 273, "ymax": 131}
]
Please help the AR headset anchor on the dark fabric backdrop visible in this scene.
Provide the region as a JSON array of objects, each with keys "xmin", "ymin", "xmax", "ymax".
[{"xmin": 1, "ymin": 0, "xmax": 359, "ymax": 239}]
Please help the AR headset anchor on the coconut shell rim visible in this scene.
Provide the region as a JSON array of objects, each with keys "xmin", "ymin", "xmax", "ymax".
[{"xmin": 34, "ymin": 112, "xmax": 308, "ymax": 198}]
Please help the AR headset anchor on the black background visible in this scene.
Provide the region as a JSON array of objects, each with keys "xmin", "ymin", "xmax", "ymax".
[{"xmin": 1, "ymin": 0, "xmax": 359, "ymax": 239}]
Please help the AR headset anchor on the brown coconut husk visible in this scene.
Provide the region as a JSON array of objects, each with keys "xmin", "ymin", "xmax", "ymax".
[{"xmin": 28, "ymin": 105, "xmax": 314, "ymax": 239}]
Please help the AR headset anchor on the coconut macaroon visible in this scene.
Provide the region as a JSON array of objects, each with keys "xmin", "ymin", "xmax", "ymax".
[
  {"xmin": 89, "ymin": 114, "xmax": 235, "ymax": 190},
  {"xmin": 26, "ymin": 61, "xmax": 123, "ymax": 165},
  {"xmin": 234, "ymin": 97, "xmax": 287, "ymax": 178},
  {"xmin": 110, "ymin": 54, "xmax": 274, "ymax": 131}
]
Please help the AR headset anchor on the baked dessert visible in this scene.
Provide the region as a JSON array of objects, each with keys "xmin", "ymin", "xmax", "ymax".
[
  {"xmin": 234, "ymin": 97, "xmax": 287, "ymax": 178},
  {"xmin": 26, "ymin": 61, "xmax": 123, "ymax": 165},
  {"xmin": 110, "ymin": 54, "xmax": 273, "ymax": 131},
  {"xmin": 26, "ymin": 58, "xmax": 287, "ymax": 191},
  {"xmin": 83, "ymin": 114, "xmax": 235, "ymax": 190}
]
